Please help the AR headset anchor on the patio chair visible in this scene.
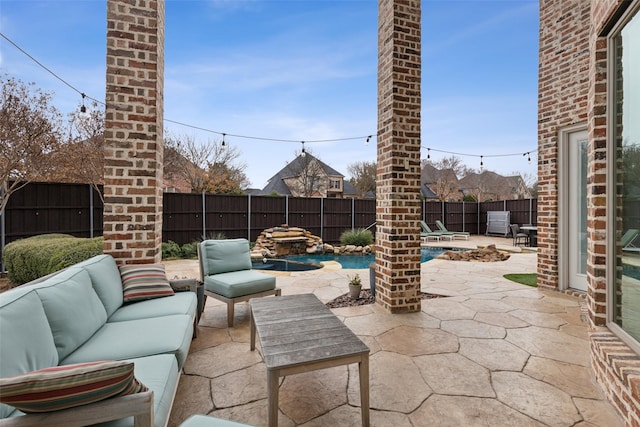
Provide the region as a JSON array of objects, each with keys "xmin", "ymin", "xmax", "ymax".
[
  {"xmin": 420, "ymin": 220, "xmax": 443, "ymax": 241},
  {"xmin": 510, "ymin": 224, "xmax": 530, "ymax": 247},
  {"xmin": 198, "ymin": 238, "xmax": 281, "ymax": 327},
  {"xmin": 435, "ymin": 220, "xmax": 470, "ymax": 240}
]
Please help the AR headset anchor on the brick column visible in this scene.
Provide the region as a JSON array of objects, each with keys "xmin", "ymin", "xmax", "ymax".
[
  {"xmin": 375, "ymin": 0, "xmax": 422, "ymax": 313},
  {"xmin": 103, "ymin": 0, "xmax": 165, "ymax": 264}
]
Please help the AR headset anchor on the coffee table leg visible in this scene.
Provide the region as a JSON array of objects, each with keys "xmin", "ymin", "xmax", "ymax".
[
  {"xmin": 267, "ymin": 369, "xmax": 279, "ymax": 427},
  {"xmin": 359, "ymin": 356, "xmax": 370, "ymax": 427}
]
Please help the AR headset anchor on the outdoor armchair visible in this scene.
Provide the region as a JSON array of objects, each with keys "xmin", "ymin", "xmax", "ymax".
[
  {"xmin": 198, "ymin": 238, "xmax": 281, "ymax": 327},
  {"xmin": 510, "ymin": 224, "xmax": 530, "ymax": 247}
]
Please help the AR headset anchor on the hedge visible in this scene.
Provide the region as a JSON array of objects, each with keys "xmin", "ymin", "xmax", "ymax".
[{"xmin": 3, "ymin": 234, "xmax": 103, "ymax": 286}]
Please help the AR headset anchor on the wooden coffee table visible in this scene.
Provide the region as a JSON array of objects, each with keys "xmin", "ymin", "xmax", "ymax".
[{"xmin": 250, "ymin": 293, "xmax": 370, "ymax": 427}]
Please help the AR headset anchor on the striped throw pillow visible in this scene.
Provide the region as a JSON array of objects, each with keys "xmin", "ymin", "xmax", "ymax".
[
  {"xmin": 119, "ymin": 264, "xmax": 175, "ymax": 304},
  {"xmin": 0, "ymin": 360, "xmax": 147, "ymax": 413}
]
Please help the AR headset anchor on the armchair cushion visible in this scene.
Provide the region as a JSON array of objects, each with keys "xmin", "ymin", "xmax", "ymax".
[
  {"xmin": 119, "ymin": 264, "xmax": 175, "ymax": 304},
  {"xmin": 200, "ymin": 239, "xmax": 252, "ymax": 275},
  {"xmin": 0, "ymin": 360, "xmax": 147, "ymax": 413},
  {"xmin": 203, "ymin": 271, "xmax": 276, "ymax": 298}
]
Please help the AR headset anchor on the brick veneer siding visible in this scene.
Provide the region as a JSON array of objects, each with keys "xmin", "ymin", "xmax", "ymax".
[
  {"xmin": 103, "ymin": 0, "xmax": 165, "ymax": 264},
  {"xmin": 537, "ymin": 0, "xmax": 591, "ymax": 290},
  {"xmin": 375, "ymin": 0, "xmax": 422, "ymax": 313},
  {"xmin": 539, "ymin": 0, "xmax": 640, "ymax": 424}
]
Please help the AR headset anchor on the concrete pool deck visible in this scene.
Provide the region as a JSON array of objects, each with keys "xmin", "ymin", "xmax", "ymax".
[{"xmin": 163, "ymin": 235, "xmax": 623, "ymax": 427}]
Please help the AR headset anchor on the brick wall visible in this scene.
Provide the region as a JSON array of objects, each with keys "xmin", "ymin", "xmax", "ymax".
[
  {"xmin": 539, "ymin": 0, "xmax": 640, "ymax": 424},
  {"xmin": 537, "ymin": 0, "xmax": 591, "ymax": 290},
  {"xmin": 103, "ymin": 0, "xmax": 165, "ymax": 264},
  {"xmin": 375, "ymin": 0, "xmax": 422, "ymax": 313}
]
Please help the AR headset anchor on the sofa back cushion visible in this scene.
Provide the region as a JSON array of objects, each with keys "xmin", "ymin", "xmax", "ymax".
[
  {"xmin": 36, "ymin": 268, "xmax": 108, "ymax": 360},
  {"xmin": 73, "ymin": 254, "xmax": 123, "ymax": 317},
  {"xmin": 0, "ymin": 290, "xmax": 58, "ymax": 418},
  {"xmin": 200, "ymin": 239, "xmax": 251, "ymax": 276}
]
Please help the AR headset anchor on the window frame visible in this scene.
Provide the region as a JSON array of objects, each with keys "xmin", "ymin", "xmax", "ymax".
[{"xmin": 606, "ymin": 0, "xmax": 640, "ymax": 354}]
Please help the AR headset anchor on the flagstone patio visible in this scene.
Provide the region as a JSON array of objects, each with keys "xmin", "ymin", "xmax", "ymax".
[{"xmin": 164, "ymin": 236, "xmax": 623, "ymax": 427}]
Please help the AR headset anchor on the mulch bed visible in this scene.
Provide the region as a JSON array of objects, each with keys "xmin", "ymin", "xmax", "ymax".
[{"xmin": 326, "ymin": 289, "xmax": 443, "ymax": 308}]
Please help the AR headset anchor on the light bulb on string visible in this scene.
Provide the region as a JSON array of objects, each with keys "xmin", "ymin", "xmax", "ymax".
[
  {"xmin": 80, "ymin": 93, "xmax": 86, "ymax": 113},
  {"xmin": 221, "ymin": 133, "xmax": 226, "ymax": 149},
  {"xmin": 480, "ymin": 155, "xmax": 484, "ymax": 171},
  {"xmin": 301, "ymin": 141, "xmax": 306, "ymax": 157},
  {"xmin": 365, "ymin": 135, "xmax": 371, "ymax": 145},
  {"xmin": 427, "ymin": 148, "xmax": 431, "ymax": 160},
  {"xmin": 527, "ymin": 152, "xmax": 532, "ymax": 164}
]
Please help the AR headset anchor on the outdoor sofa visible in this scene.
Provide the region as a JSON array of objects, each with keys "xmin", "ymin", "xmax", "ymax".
[{"xmin": 0, "ymin": 254, "xmax": 198, "ymax": 427}]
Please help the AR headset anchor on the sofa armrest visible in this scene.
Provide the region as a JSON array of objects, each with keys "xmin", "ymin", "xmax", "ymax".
[{"xmin": 0, "ymin": 391, "xmax": 154, "ymax": 427}]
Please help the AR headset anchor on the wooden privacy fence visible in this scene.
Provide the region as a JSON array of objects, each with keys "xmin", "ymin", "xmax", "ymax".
[{"xmin": 1, "ymin": 182, "xmax": 542, "ymax": 266}]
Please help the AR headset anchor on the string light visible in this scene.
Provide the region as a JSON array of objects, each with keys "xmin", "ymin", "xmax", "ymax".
[
  {"xmin": 301, "ymin": 141, "xmax": 306, "ymax": 157},
  {"xmin": 2, "ymin": 31, "xmax": 541, "ymax": 163}
]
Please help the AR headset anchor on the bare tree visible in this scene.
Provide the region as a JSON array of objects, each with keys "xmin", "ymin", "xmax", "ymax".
[
  {"xmin": 347, "ymin": 160, "xmax": 376, "ymax": 197},
  {"xmin": 41, "ymin": 102, "xmax": 106, "ymax": 201},
  {"xmin": 425, "ymin": 155, "xmax": 471, "ymax": 178},
  {"xmin": 165, "ymin": 132, "xmax": 248, "ymax": 193},
  {"xmin": 0, "ymin": 74, "xmax": 62, "ymax": 214}
]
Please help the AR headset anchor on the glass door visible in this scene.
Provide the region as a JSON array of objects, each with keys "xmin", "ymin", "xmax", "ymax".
[{"xmin": 568, "ymin": 130, "xmax": 588, "ymax": 292}]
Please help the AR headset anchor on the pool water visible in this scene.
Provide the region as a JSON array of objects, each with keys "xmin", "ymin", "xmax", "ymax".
[{"xmin": 284, "ymin": 247, "xmax": 448, "ymax": 269}]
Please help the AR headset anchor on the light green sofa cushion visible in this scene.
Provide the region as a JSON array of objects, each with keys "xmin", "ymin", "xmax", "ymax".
[
  {"xmin": 0, "ymin": 290, "xmax": 58, "ymax": 419},
  {"xmin": 203, "ymin": 271, "xmax": 276, "ymax": 298},
  {"xmin": 200, "ymin": 239, "xmax": 252, "ymax": 275},
  {"xmin": 61, "ymin": 314, "xmax": 193, "ymax": 369},
  {"xmin": 108, "ymin": 292, "xmax": 197, "ymax": 322},
  {"xmin": 93, "ymin": 354, "xmax": 179, "ymax": 427},
  {"xmin": 36, "ymin": 268, "xmax": 108, "ymax": 361},
  {"xmin": 73, "ymin": 254, "xmax": 124, "ymax": 317}
]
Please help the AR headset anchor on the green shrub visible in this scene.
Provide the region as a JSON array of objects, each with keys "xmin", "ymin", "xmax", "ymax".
[
  {"xmin": 3, "ymin": 234, "xmax": 103, "ymax": 285},
  {"xmin": 162, "ymin": 241, "xmax": 182, "ymax": 260},
  {"xmin": 181, "ymin": 242, "xmax": 198, "ymax": 259},
  {"xmin": 340, "ymin": 228, "xmax": 374, "ymax": 246}
]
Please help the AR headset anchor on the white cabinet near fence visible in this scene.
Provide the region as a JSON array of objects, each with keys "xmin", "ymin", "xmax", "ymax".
[{"xmin": 486, "ymin": 211, "xmax": 510, "ymax": 237}]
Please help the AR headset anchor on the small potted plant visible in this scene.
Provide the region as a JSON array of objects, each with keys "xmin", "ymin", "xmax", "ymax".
[{"xmin": 348, "ymin": 273, "xmax": 362, "ymax": 299}]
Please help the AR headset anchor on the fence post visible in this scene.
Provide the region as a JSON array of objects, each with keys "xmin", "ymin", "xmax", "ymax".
[
  {"xmin": 247, "ymin": 194, "xmax": 251, "ymax": 241},
  {"xmin": 529, "ymin": 197, "xmax": 533, "ymax": 225},
  {"xmin": 89, "ymin": 185, "xmax": 94, "ymax": 238},
  {"xmin": 352, "ymin": 197, "xmax": 355, "ymax": 230},
  {"xmin": 1, "ymin": 187, "xmax": 4, "ymax": 273},
  {"xmin": 441, "ymin": 201, "xmax": 445, "ymax": 225},
  {"xmin": 462, "ymin": 201, "xmax": 465, "ymax": 232},
  {"xmin": 285, "ymin": 195, "xmax": 289, "ymax": 225},
  {"xmin": 201, "ymin": 192, "xmax": 206, "ymax": 240},
  {"xmin": 477, "ymin": 201, "xmax": 481, "ymax": 236},
  {"xmin": 320, "ymin": 197, "xmax": 324, "ymax": 241}
]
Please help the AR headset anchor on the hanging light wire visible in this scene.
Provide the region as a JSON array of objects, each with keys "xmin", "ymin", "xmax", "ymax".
[{"xmin": 2, "ymin": 30, "xmax": 539, "ymax": 162}]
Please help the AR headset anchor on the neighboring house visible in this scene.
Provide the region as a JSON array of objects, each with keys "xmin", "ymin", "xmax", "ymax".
[
  {"xmin": 538, "ymin": 1, "xmax": 640, "ymax": 424},
  {"xmin": 420, "ymin": 164, "xmax": 461, "ymax": 201},
  {"xmin": 458, "ymin": 171, "xmax": 531, "ymax": 202},
  {"xmin": 258, "ymin": 153, "xmax": 358, "ymax": 198}
]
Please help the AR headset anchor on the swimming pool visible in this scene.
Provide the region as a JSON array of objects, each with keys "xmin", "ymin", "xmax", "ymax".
[{"xmin": 284, "ymin": 247, "xmax": 448, "ymax": 269}]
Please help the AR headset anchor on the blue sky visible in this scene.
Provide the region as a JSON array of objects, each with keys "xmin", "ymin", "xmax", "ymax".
[{"xmin": 0, "ymin": 0, "xmax": 539, "ymax": 189}]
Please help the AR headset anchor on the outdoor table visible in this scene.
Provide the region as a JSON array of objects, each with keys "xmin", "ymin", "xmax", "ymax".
[
  {"xmin": 521, "ymin": 225, "xmax": 538, "ymax": 247},
  {"xmin": 250, "ymin": 293, "xmax": 370, "ymax": 427}
]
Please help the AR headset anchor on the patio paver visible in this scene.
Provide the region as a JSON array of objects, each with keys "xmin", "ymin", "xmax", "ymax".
[{"xmin": 165, "ymin": 236, "xmax": 623, "ymax": 427}]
